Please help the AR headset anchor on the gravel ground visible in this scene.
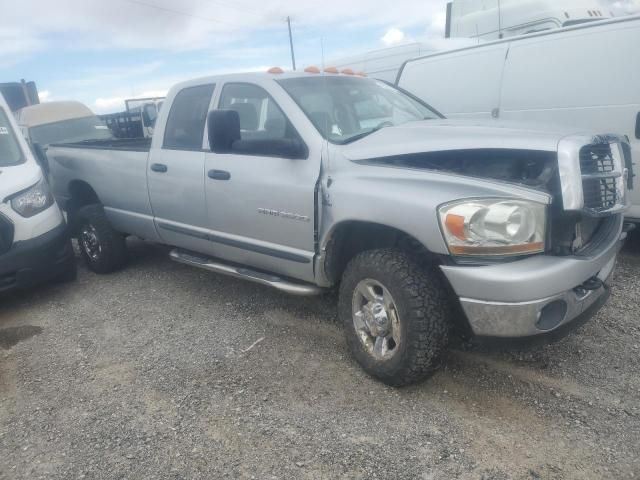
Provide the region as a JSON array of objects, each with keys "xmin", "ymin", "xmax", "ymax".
[{"xmin": 1, "ymin": 234, "xmax": 639, "ymax": 479}]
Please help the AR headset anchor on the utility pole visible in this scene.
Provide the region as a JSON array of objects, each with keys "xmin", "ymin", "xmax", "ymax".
[
  {"xmin": 287, "ymin": 16, "xmax": 296, "ymax": 71},
  {"xmin": 497, "ymin": 0, "xmax": 503, "ymax": 39}
]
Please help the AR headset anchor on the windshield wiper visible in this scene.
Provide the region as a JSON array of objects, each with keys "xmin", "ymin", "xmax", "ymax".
[{"xmin": 340, "ymin": 125, "xmax": 387, "ymax": 144}]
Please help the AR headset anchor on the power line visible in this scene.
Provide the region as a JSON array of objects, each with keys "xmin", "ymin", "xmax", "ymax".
[
  {"xmin": 206, "ymin": 0, "xmax": 263, "ymax": 17},
  {"xmin": 120, "ymin": 0, "xmax": 243, "ymax": 27}
]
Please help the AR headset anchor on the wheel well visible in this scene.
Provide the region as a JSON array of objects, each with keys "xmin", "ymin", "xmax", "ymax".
[
  {"xmin": 323, "ymin": 221, "xmax": 435, "ymax": 285},
  {"xmin": 67, "ymin": 181, "xmax": 100, "ymax": 212},
  {"xmin": 66, "ymin": 181, "xmax": 101, "ymax": 232}
]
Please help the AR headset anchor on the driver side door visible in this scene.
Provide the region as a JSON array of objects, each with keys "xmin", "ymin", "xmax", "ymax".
[{"xmin": 203, "ymin": 82, "xmax": 320, "ymax": 283}]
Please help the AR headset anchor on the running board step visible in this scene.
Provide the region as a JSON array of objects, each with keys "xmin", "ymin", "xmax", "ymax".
[{"xmin": 169, "ymin": 249, "xmax": 324, "ymax": 296}]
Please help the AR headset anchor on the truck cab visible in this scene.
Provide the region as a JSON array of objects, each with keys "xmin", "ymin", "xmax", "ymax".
[{"xmin": 0, "ymin": 93, "xmax": 75, "ymax": 292}]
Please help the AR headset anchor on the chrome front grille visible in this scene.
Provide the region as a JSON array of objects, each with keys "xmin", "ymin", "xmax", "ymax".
[
  {"xmin": 580, "ymin": 144, "xmax": 623, "ymax": 214},
  {"xmin": 0, "ymin": 214, "xmax": 14, "ymax": 255},
  {"xmin": 557, "ymin": 135, "xmax": 629, "ymax": 217}
]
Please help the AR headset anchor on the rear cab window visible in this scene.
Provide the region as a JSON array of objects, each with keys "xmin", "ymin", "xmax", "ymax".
[
  {"xmin": 0, "ymin": 108, "xmax": 25, "ymax": 167},
  {"xmin": 163, "ymin": 84, "xmax": 215, "ymax": 150}
]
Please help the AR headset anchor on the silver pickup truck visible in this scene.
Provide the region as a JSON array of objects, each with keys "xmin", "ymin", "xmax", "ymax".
[{"xmin": 47, "ymin": 71, "xmax": 632, "ymax": 386}]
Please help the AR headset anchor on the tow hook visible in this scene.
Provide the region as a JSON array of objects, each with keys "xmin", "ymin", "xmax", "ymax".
[{"xmin": 574, "ymin": 276, "xmax": 603, "ymax": 298}]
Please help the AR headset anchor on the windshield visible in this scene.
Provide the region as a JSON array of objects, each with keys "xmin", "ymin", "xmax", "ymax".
[
  {"xmin": 0, "ymin": 108, "xmax": 25, "ymax": 167},
  {"xmin": 278, "ymin": 76, "xmax": 440, "ymax": 144},
  {"xmin": 30, "ymin": 115, "xmax": 114, "ymax": 146}
]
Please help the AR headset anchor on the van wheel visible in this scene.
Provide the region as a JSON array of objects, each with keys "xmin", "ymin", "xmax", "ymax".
[
  {"xmin": 75, "ymin": 204, "xmax": 127, "ymax": 274},
  {"xmin": 339, "ymin": 249, "xmax": 450, "ymax": 386}
]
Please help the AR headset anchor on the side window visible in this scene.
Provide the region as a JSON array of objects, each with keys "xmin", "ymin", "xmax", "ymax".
[
  {"xmin": 163, "ymin": 84, "xmax": 215, "ymax": 150},
  {"xmin": 219, "ymin": 83, "xmax": 294, "ymax": 142}
]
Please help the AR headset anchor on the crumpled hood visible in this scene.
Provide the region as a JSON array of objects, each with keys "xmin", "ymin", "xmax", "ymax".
[
  {"xmin": 339, "ymin": 118, "xmax": 588, "ymax": 161},
  {"xmin": 0, "ymin": 161, "xmax": 42, "ymax": 201}
]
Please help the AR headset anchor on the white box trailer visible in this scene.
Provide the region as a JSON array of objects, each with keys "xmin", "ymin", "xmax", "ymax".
[
  {"xmin": 446, "ymin": 0, "xmax": 611, "ymax": 41},
  {"xmin": 397, "ymin": 15, "xmax": 640, "ymax": 221}
]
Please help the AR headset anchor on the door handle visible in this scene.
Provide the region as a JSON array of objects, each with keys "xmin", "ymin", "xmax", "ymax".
[
  {"xmin": 150, "ymin": 163, "xmax": 168, "ymax": 173},
  {"xmin": 208, "ymin": 169, "xmax": 231, "ymax": 180}
]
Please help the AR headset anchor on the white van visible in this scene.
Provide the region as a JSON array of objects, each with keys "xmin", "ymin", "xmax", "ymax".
[
  {"xmin": 0, "ymin": 93, "xmax": 75, "ymax": 291},
  {"xmin": 15, "ymin": 100, "xmax": 112, "ymax": 148},
  {"xmin": 397, "ymin": 15, "xmax": 640, "ymax": 221}
]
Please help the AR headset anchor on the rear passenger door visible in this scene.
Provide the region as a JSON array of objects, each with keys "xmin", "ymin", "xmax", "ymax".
[{"xmin": 148, "ymin": 83, "xmax": 216, "ymax": 253}]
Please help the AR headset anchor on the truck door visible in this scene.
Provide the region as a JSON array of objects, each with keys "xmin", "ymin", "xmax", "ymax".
[
  {"xmin": 203, "ymin": 82, "xmax": 319, "ymax": 283},
  {"xmin": 148, "ymin": 83, "xmax": 216, "ymax": 253}
]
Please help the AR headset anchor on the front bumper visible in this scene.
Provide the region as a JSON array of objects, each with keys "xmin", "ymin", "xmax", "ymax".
[
  {"xmin": 0, "ymin": 223, "xmax": 75, "ymax": 292},
  {"xmin": 440, "ymin": 219, "xmax": 623, "ymax": 338}
]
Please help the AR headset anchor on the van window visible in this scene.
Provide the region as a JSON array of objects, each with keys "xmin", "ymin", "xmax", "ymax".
[
  {"xmin": 163, "ymin": 84, "xmax": 215, "ymax": 150},
  {"xmin": 0, "ymin": 108, "xmax": 24, "ymax": 167},
  {"xmin": 218, "ymin": 83, "xmax": 295, "ymax": 142}
]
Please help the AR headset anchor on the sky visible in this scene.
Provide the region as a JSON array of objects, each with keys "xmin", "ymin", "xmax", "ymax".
[{"xmin": 1, "ymin": 0, "xmax": 638, "ymax": 114}]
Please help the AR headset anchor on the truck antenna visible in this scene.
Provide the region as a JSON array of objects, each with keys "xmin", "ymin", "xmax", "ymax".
[{"xmin": 287, "ymin": 16, "xmax": 297, "ymax": 71}]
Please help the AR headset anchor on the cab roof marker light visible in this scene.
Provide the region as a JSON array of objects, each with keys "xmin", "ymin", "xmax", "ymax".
[
  {"xmin": 341, "ymin": 68, "xmax": 355, "ymax": 75},
  {"xmin": 267, "ymin": 67, "xmax": 284, "ymax": 74},
  {"xmin": 304, "ymin": 66, "xmax": 320, "ymax": 74},
  {"xmin": 324, "ymin": 67, "xmax": 339, "ymax": 74}
]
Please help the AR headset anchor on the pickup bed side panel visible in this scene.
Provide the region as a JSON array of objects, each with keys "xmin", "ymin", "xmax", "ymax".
[{"xmin": 49, "ymin": 146, "xmax": 161, "ymax": 242}]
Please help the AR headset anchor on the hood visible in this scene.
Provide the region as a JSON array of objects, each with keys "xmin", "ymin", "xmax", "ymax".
[
  {"xmin": 0, "ymin": 161, "xmax": 42, "ymax": 201},
  {"xmin": 339, "ymin": 118, "xmax": 587, "ymax": 161}
]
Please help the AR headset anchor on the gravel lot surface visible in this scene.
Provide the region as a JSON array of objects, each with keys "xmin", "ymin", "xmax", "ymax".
[{"xmin": 1, "ymin": 235, "xmax": 639, "ymax": 479}]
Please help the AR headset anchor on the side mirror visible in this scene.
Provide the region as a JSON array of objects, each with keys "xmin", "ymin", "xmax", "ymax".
[
  {"xmin": 232, "ymin": 138, "xmax": 308, "ymax": 160},
  {"xmin": 208, "ymin": 109, "xmax": 241, "ymax": 153},
  {"xmin": 32, "ymin": 142, "xmax": 50, "ymax": 177}
]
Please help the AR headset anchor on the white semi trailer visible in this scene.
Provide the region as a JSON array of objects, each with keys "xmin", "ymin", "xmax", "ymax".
[{"xmin": 445, "ymin": 0, "xmax": 612, "ymax": 40}]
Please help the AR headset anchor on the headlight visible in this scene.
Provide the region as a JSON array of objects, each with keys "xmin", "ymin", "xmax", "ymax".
[
  {"xmin": 438, "ymin": 199, "xmax": 546, "ymax": 256},
  {"xmin": 10, "ymin": 178, "xmax": 54, "ymax": 218}
]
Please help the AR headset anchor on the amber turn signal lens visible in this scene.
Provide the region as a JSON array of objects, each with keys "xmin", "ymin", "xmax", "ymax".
[
  {"xmin": 449, "ymin": 242, "xmax": 544, "ymax": 256},
  {"xmin": 445, "ymin": 213, "xmax": 466, "ymax": 240}
]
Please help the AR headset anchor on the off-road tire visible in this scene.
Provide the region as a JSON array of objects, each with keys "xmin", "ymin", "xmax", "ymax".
[
  {"xmin": 75, "ymin": 204, "xmax": 127, "ymax": 274},
  {"xmin": 339, "ymin": 248, "xmax": 450, "ymax": 386}
]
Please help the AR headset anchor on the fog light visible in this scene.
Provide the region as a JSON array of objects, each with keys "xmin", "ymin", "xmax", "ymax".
[{"xmin": 536, "ymin": 300, "xmax": 568, "ymax": 331}]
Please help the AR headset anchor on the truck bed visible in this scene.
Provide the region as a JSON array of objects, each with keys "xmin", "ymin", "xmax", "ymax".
[{"xmin": 50, "ymin": 137, "xmax": 152, "ymax": 152}]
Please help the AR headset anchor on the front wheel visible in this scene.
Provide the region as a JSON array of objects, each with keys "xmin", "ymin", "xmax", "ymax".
[
  {"xmin": 339, "ymin": 249, "xmax": 450, "ymax": 386},
  {"xmin": 75, "ymin": 204, "xmax": 127, "ymax": 274}
]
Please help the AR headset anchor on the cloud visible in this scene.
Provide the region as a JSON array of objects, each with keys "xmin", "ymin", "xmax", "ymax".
[
  {"xmin": 0, "ymin": 27, "xmax": 44, "ymax": 66},
  {"xmin": 381, "ymin": 28, "xmax": 406, "ymax": 46},
  {"xmin": 1, "ymin": 0, "xmax": 449, "ymax": 60}
]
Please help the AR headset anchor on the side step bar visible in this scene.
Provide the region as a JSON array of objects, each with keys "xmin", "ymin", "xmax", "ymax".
[{"xmin": 169, "ymin": 249, "xmax": 324, "ymax": 296}]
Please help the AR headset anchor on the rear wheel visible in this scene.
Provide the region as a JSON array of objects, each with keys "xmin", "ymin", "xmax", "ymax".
[
  {"xmin": 339, "ymin": 249, "xmax": 450, "ymax": 386},
  {"xmin": 75, "ymin": 204, "xmax": 127, "ymax": 274}
]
